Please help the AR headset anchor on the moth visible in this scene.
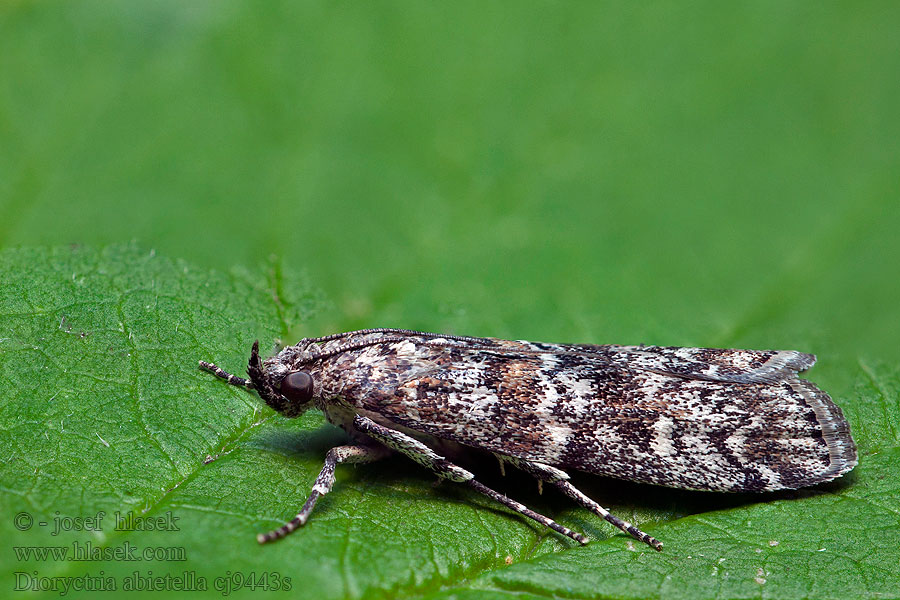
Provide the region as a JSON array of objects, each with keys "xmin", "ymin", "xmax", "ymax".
[{"xmin": 199, "ymin": 328, "xmax": 857, "ymax": 551}]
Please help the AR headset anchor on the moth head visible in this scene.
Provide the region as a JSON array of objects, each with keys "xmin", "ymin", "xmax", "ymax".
[{"xmin": 247, "ymin": 340, "xmax": 315, "ymax": 418}]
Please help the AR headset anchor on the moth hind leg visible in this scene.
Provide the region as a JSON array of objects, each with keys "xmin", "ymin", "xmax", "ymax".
[
  {"xmin": 507, "ymin": 456, "xmax": 663, "ymax": 551},
  {"xmin": 556, "ymin": 478, "xmax": 663, "ymax": 551},
  {"xmin": 352, "ymin": 415, "xmax": 588, "ymax": 545},
  {"xmin": 466, "ymin": 479, "xmax": 589, "ymax": 545}
]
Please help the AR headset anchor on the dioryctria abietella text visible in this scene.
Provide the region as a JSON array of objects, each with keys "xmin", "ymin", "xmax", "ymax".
[{"xmin": 199, "ymin": 328, "xmax": 857, "ymax": 551}]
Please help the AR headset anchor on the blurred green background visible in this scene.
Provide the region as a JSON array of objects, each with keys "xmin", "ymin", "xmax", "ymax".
[{"xmin": 3, "ymin": 1, "xmax": 897, "ymax": 351}]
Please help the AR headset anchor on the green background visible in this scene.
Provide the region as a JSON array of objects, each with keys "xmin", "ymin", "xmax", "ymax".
[{"xmin": 2, "ymin": 2, "xmax": 899, "ymax": 599}]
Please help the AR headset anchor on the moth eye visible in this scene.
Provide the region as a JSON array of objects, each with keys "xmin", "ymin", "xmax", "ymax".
[{"xmin": 280, "ymin": 371, "xmax": 314, "ymax": 403}]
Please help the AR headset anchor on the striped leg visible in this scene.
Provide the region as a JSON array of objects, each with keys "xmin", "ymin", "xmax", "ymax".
[
  {"xmin": 257, "ymin": 444, "xmax": 390, "ymax": 544},
  {"xmin": 509, "ymin": 456, "xmax": 663, "ymax": 551},
  {"xmin": 555, "ymin": 479, "xmax": 663, "ymax": 551},
  {"xmin": 353, "ymin": 415, "xmax": 588, "ymax": 545},
  {"xmin": 465, "ymin": 480, "xmax": 588, "ymax": 544}
]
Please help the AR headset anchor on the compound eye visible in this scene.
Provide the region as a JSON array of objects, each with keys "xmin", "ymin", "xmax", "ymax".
[{"xmin": 280, "ymin": 371, "xmax": 313, "ymax": 403}]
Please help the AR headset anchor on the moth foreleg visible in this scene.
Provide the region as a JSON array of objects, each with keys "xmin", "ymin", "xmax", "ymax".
[
  {"xmin": 352, "ymin": 415, "xmax": 588, "ymax": 545},
  {"xmin": 257, "ymin": 444, "xmax": 389, "ymax": 544},
  {"xmin": 506, "ymin": 456, "xmax": 663, "ymax": 552}
]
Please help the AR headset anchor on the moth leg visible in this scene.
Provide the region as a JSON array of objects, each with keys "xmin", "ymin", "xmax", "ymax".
[
  {"xmin": 353, "ymin": 415, "xmax": 588, "ymax": 545},
  {"xmin": 504, "ymin": 456, "xmax": 663, "ymax": 551},
  {"xmin": 257, "ymin": 444, "xmax": 390, "ymax": 544}
]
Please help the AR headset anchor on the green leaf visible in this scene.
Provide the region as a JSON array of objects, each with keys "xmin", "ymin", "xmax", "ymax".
[{"xmin": 2, "ymin": 244, "xmax": 898, "ymax": 600}]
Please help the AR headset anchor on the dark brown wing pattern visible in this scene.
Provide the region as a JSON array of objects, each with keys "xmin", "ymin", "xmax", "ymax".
[{"xmin": 338, "ymin": 334, "xmax": 856, "ymax": 492}]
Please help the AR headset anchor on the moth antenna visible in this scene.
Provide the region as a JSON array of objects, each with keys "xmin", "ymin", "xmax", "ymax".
[
  {"xmin": 305, "ymin": 329, "xmax": 504, "ymax": 362},
  {"xmin": 198, "ymin": 360, "xmax": 255, "ymax": 390},
  {"xmin": 308, "ymin": 336, "xmax": 410, "ymax": 361},
  {"xmin": 245, "ymin": 340, "xmax": 291, "ymax": 413}
]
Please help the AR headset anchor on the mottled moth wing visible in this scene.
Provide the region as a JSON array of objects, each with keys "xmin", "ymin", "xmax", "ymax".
[{"xmin": 347, "ymin": 335, "xmax": 857, "ymax": 493}]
